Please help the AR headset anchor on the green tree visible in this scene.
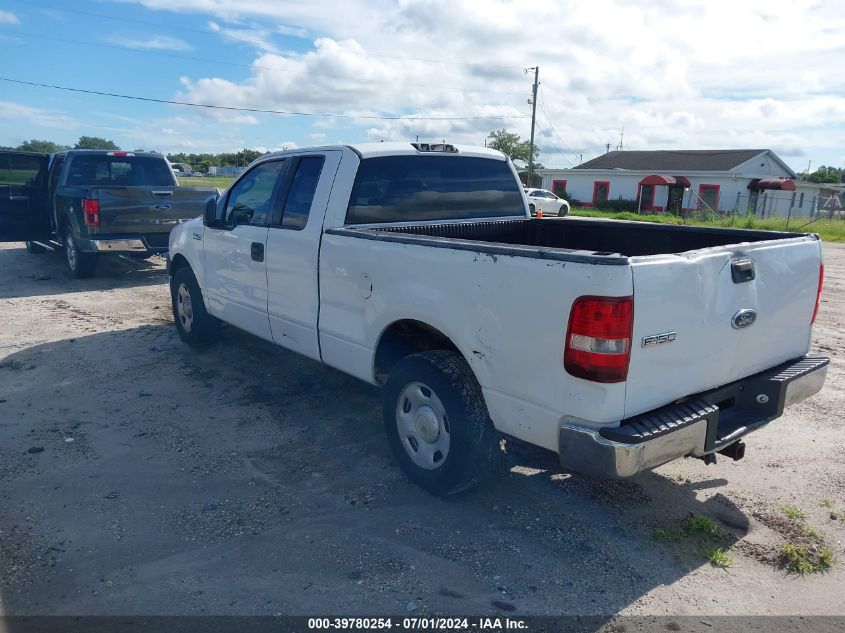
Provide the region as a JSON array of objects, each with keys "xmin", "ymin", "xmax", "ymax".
[
  {"xmin": 803, "ymin": 165, "xmax": 844, "ymax": 184},
  {"xmin": 74, "ymin": 136, "xmax": 120, "ymax": 150},
  {"xmin": 486, "ymin": 129, "xmax": 541, "ymax": 167},
  {"xmin": 17, "ymin": 139, "xmax": 69, "ymax": 153}
]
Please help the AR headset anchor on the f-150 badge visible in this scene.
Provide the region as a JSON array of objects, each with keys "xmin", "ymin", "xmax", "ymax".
[{"xmin": 642, "ymin": 332, "xmax": 677, "ymax": 348}]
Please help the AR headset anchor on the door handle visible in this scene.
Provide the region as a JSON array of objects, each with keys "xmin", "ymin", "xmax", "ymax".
[
  {"xmin": 731, "ymin": 258, "xmax": 755, "ymax": 283},
  {"xmin": 250, "ymin": 242, "xmax": 265, "ymax": 262}
]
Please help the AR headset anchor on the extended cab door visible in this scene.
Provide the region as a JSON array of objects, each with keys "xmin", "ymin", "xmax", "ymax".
[
  {"xmin": 202, "ymin": 159, "xmax": 290, "ymax": 341},
  {"xmin": 265, "ymin": 150, "xmax": 341, "ymax": 360},
  {"xmin": 0, "ymin": 151, "xmax": 50, "ymax": 241}
]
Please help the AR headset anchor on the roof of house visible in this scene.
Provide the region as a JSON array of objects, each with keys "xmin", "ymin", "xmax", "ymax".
[{"xmin": 575, "ymin": 149, "xmax": 766, "ymax": 172}]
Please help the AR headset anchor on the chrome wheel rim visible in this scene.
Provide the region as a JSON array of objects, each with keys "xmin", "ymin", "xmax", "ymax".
[
  {"xmin": 176, "ymin": 283, "xmax": 194, "ymax": 332},
  {"xmin": 65, "ymin": 230, "xmax": 77, "ymax": 271},
  {"xmin": 396, "ymin": 381, "xmax": 450, "ymax": 470}
]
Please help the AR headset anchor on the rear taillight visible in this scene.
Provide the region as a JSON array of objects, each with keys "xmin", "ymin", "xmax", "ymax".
[
  {"xmin": 564, "ymin": 295, "xmax": 633, "ymax": 383},
  {"xmin": 82, "ymin": 198, "xmax": 100, "ymax": 227},
  {"xmin": 811, "ymin": 263, "xmax": 824, "ymax": 324}
]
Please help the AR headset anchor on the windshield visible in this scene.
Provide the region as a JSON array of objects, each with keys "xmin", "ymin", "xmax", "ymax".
[
  {"xmin": 65, "ymin": 154, "xmax": 175, "ymax": 187},
  {"xmin": 346, "ymin": 155, "xmax": 524, "ymax": 224}
]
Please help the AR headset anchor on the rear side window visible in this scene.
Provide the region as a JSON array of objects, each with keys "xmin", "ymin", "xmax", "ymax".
[
  {"xmin": 345, "ymin": 156, "xmax": 524, "ymax": 224},
  {"xmin": 280, "ymin": 156, "xmax": 324, "ymax": 230},
  {"xmin": 0, "ymin": 153, "xmax": 47, "ymax": 187},
  {"xmin": 65, "ymin": 155, "xmax": 174, "ymax": 187}
]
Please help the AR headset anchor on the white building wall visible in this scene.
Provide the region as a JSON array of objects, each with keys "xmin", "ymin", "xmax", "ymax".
[{"xmin": 538, "ymin": 165, "xmax": 815, "ymax": 217}]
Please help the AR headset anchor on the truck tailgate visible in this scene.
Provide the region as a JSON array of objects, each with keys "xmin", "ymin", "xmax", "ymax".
[
  {"xmin": 624, "ymin": 236, "xmax": 822, "ymax": 419},
  {"xmin": 95, "ymin": 187, "xmax": 212, "ymax": 235}
]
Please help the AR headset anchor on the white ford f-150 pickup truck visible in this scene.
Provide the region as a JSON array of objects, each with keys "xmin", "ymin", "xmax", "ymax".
[{"xmin": 167, "ymin": 142, "xmax": 828, "ymax": 495}]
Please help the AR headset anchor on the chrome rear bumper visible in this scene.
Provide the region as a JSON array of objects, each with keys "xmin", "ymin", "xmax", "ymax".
[
  {"xmin": 91, "ymin": 239, "xmax": 147, "ymax": 252},
  {"xmin": 559, "ymin": 355, "xmax": 829, "ymax": 478}
]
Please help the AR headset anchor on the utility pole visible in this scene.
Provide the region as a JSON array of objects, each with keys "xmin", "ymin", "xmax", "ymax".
[{"xmin": 526, "ymin": 66, "xmax": 539, "ymax": 188}]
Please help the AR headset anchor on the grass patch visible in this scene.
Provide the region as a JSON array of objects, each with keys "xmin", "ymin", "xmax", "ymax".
[
  {"xmin": 653, "ymin": 527, "xmax": 684, "ymax": 543},
  {"xmin": 652, "ymin": 514, "xmax": 734, "ymax": 568},
  {"xmin": 707, "ymin": 547, "xmax": 733, "ymax": 568},
  {"xmin": 802, "ymin": 525, "xmax": 823, "ymax": 541},
  {"xmin": 783, "ymin": 505, "xmax": 807, "ymax": 521},
  {"xmin": 570, "ymin": 208, "xmax": 845, "ymax": 243},
  {"xmin": 819, "ymin": 498, "xmax": 834, "ymax": 508},
  {"xmin": 176, "ymin": 175, "xmax": 236, "ymax": 190},
  {"xmin": 683, "ymin": 515, "xmax": 724, "ymax": 540},
  {"xmin": 779, "ymin": 543, "xmax": 834, "ymax": 574}
]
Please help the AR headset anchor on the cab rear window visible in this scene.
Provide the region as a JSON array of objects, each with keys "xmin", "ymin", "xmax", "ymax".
[
  {"xmin": 65, "ymin": 155, "xmax": 175, "ymax": 187},
  {"xmin": 345, "ymin": 156, "xmax": 524, "ymax": 224}
]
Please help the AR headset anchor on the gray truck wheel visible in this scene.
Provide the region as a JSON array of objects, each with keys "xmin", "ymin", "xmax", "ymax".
[
  {"xmin": 383, "ymin": 350, "xmax": 499, "ymax": 496},
  {"xmin": 63, "ymin": 226, "xmax": 97, "ymax": 278},
  {"xmin": 170, "ymin": 267, "xmax": 220, "ymax": 346}
]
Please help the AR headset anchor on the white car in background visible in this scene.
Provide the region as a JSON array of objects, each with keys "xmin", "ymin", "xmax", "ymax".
[{"xmin": 525, "ymin": 188, "xmax": 570, "ymax": 217}]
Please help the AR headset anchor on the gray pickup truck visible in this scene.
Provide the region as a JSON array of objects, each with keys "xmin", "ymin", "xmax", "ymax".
[{"xmin": 0, "ymin": 149, "xmax": 215, "ymax": 277}]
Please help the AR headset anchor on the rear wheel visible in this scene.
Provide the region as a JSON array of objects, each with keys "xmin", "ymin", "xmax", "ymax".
[
  {"xmin": 383, "ymin": 350, "xmax": 499, "ymax": 496},
  {"xmin": 63, "ymin": 225, "xmax": 97, "ymax": 278},
  {"xmin": 171, "ymin": 266, "xmax": 220, "ymax": 346}
]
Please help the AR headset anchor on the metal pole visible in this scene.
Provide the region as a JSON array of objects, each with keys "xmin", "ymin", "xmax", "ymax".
[{"xmin": 527, "ymin": 66, "xmax": 539, "ymax": 188}]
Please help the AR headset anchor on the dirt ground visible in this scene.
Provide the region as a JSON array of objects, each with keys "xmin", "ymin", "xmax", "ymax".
[{"xmin": 0, "ymin": 241, "xmax": 843, "ymax": 618}]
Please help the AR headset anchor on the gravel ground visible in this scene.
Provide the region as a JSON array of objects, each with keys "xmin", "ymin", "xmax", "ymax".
[{"xmin": 0, "ymin": 242, "xmax": 843, "ymax": 617}]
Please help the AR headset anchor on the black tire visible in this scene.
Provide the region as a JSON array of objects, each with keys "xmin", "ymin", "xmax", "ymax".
[
  {"xmin": 170, "ymin": 266, "xmax": 220, "ymax": 346},
  {"xmin": 383, "ymin": 350, "xmax": 500, "ymax": 496},
  {"xmin": 528, "ymin": 203, "xmax": 536, "ymax": 215},
  {"xmin": 558, "ymin": 205, "xmax": 569, "ymax": 217},
  {"xmin": 63, "ymin": 225, "xmax": 97, "ymax": 278},
  {"xmin": 25, "ymin": 240, "xmax": 47, "ymax": 254}
]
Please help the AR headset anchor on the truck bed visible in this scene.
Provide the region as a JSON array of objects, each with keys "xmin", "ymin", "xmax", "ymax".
[{"xmin": 336, "ymin": 217, "xmax": 812, "ymax": 259}]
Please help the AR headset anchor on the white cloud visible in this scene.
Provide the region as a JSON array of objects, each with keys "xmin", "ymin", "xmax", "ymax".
[
  {"xmin": 102, "ymin": 1, "xmax": 845, "ymax": 166},
  {"xmin": 207, "ymin": 20, "xmax": 279, "ymax": 52},
  {"xmin": 276, "ymin": 24, "xmax": 308, "ymax": 38},
  {"xmin": 107, "ymin": 34, "xmax": 193, "ymax": 51},
  {"xmin": 0, "ymin": 10, "xmax": 18, "ymax": 24},
  {"xmin": 0, "ymin": 100, "xmax": 77, "ymax": 129}
]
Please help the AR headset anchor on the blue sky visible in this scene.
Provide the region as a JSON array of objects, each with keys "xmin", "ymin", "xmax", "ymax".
[{"xmin": 0, "ymin": 0, "xmax": 843, "ymax": 171}]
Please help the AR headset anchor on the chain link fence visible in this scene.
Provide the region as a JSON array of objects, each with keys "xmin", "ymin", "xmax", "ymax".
[{"xmin": 661, "ymin": 189, "xmax": 844, "ymax": 230}]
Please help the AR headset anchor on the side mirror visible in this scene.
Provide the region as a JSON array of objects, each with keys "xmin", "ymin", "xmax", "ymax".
[{"xmin": 204, "ymin": 195, "xmax": 220, "ymax": 227}]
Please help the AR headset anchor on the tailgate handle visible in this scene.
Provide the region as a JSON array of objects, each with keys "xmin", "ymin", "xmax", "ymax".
[
  {"xmin": 152, "ymin": 190, "xmax": 174, "ymax": 196},
  {"xmin": 731, "ymin": 258, "xmax": 755, "ymax": 283}
]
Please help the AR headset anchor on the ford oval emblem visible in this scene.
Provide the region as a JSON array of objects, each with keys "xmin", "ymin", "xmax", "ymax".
[
  {"xmin": 154, "ymin": 203, "xmax": 172, "ymax": 210},
  {"xmin": 731, "ymin": 309, "xmax": 757, "ymax": 329}
]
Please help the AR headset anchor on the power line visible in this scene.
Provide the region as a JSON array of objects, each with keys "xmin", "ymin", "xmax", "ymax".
[
  {"xmin": 538, "ymin": 87, "xmax": 581, "ymax": 166},
  {"xmin": 11, "ymin": 0, "xmax": 523, "ymax": 70},
  {"xmin": 0, "ymin": 27, "xmax": 524, "ymax": 97},
  {"xmin": 0, "ymin": 76, "xmax": 530, "ymax": 121}
]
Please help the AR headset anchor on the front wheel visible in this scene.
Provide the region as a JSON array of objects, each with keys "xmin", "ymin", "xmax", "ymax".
[
  {"xmin": 558, "ymin": 204, "xmax": 569, "ymax": 217},
  {"xmin": 63, "ymin": 225, "xmax": 97, "ymax": 278},
  {"xmin": 528, "ymin": 203, "xmax": 536, "ymax": 215},
  {"xmin": 383, "ymin": 350, "xmax": 499, "ymax": 496},
  {"xmin": 170, "ymin": 266, "xmax": 220, "ymax": 346}
]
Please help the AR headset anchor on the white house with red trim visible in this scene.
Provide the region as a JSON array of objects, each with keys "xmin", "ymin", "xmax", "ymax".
[{"xmin": 535, "ymin": 149, "xmax": 834, "ymax": 218}]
